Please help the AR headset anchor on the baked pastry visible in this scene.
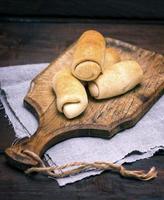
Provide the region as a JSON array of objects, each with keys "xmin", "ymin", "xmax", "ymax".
[
  {"xmin": 103, "ymin": 48, "xmax": 121, "ymax": 70},
  {"xmin": 71, "ymin": 30, "xmax": 106, "ymax": 81},
  {"xmin": 52, "ymin": 68, "xmax": 88, "ymax": 119},
  {"xmin": 89, "ymin": 60, "xmax": 143, "ymax": 99}
]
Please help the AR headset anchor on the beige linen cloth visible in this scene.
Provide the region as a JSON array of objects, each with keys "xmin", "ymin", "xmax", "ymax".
[{"xmin": 0, "ymin": 63, "xmax": 163, "ymax": 186}]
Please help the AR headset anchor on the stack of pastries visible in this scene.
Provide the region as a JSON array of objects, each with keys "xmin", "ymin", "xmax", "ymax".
[{"xmin": 52, "ymin": 30, "xmax": 143, "ymax": 119}]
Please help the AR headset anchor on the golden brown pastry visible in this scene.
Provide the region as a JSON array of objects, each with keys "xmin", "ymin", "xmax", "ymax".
[
  {"xmin": 89, "ymin": 60, "xmax": 143, "ymax": 99},
  {"xmin": 71, "ymin": 30, "xmax": 106, "ymax": 81},
  {"xmin": 52, "ymin": 68, "xmax": 88, "ymax": 119},
  {"xmin": 103, "ymin": 48, "xmax": 121, "ymax": 70}
]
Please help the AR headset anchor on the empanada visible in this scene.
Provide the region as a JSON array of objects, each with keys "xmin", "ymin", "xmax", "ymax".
[
  {"xmin": 52, "ymin": 68, "xmax": 88, "ymax": 119},
  {"xmin": 71, "ymin": 30, "xmax": 106, "ymax": 81},
  {"xmin": 89, "ymin": 60, "xmax": 143, "ymax": 99},
  {"xmin": 103, "ymin": 47, "xmax": 121, "ymax": 70}
]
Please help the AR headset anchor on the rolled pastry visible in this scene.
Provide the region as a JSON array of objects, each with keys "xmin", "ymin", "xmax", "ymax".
[
  {"xmin": 52, "ymin": 68, "xmax": 88, "ymax": 119},
  {"xmin": 89, "ymin": 60, "xmax": 143, "ymax": 99},
  {"xmin": 103, "ymin": 48, "xmax": 121, "ymax": 70},
  {"xmin": 71, "ymin": 30, "xmax": 106, "ymax": 81}
]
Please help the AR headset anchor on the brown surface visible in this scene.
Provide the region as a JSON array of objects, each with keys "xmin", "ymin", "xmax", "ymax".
[
  {"xmin": 0, "ymin": 21, "xmax": 164, "ymax": 200},
  {"xmin": 5, "ymin": 36, "xmax": 164, "ymax": 169}
]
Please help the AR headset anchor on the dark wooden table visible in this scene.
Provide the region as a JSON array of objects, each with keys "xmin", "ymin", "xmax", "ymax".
[{"xmin": 0, "ymin": 19, "xmax": 164, "ymax": 200}]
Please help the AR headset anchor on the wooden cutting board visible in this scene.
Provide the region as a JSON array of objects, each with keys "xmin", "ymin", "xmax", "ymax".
[{"xmin": 5, "ymin": 37, "xmax": 164, "ymax": 170}]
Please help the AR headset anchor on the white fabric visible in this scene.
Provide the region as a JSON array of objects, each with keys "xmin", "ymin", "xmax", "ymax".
[{"xmin": 0, "ymin": 63, "xmax": 163, "ymax": 186}]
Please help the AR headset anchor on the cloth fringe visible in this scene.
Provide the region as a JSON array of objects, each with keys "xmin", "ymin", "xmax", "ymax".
[{"xmin": 24, "ymin": 150, "xmax": 157, "ymax": 181}]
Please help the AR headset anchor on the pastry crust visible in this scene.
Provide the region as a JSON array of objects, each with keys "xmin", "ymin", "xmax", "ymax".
[
  {"xmin": 71, "ymin": 30, "xmax": 106, "ymax": 81},
  {"xmin": 103, "ymin": 48, "xmax": 121, "ymax": 70},
  {"xmin": 52, "ymin": 68, "xmax": 88, "ymax": 119},
  {"xmin": 89, "ymin": 60, "xmax": 143, "ymax": 99}
]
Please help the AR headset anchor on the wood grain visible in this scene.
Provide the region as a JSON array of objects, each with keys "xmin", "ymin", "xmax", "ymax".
[
  {"xmin": 0, "ymin": 21, "xmax": 164, "ymax": 200},
  {"xmin": 0, "ymin": 22, "xmax": 164, "ymax": 68},
  {"xmin": 5, "ymin": 36, "xmax": 164, "ymax": 169}
]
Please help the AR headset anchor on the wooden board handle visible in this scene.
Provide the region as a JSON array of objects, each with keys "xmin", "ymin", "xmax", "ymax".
[
  {"xmin": 5, "ymin": 37, "xmax": 164, "ymax": 171},
  {"xmin": 5, "ymin": 125, "xmax": 112, "ymax": 170},
  {"xmin": 5, "ymin": 128, "xmax": 62, "ymax": 169}
]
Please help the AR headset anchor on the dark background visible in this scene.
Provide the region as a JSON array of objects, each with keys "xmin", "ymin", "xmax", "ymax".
[{"xmin": 0, "ymin": 0, "xmax": 164, "ymax": 20}]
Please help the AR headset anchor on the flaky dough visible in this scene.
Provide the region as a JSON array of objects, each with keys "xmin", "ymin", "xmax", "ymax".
[
  {"xmin": 71, "ymin": 30, "xmax": 106, "ymax": 81},
  {"xmin": 103, "ymin": 48, "xmax": 121, "ymax": 70},
  {"xmin": 89, "ymin": 60, "xmax": 143, "ymax": 99},
  {"xmin": 52, "ymin": 68, "xmax": 88, "ymax": 119}
]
